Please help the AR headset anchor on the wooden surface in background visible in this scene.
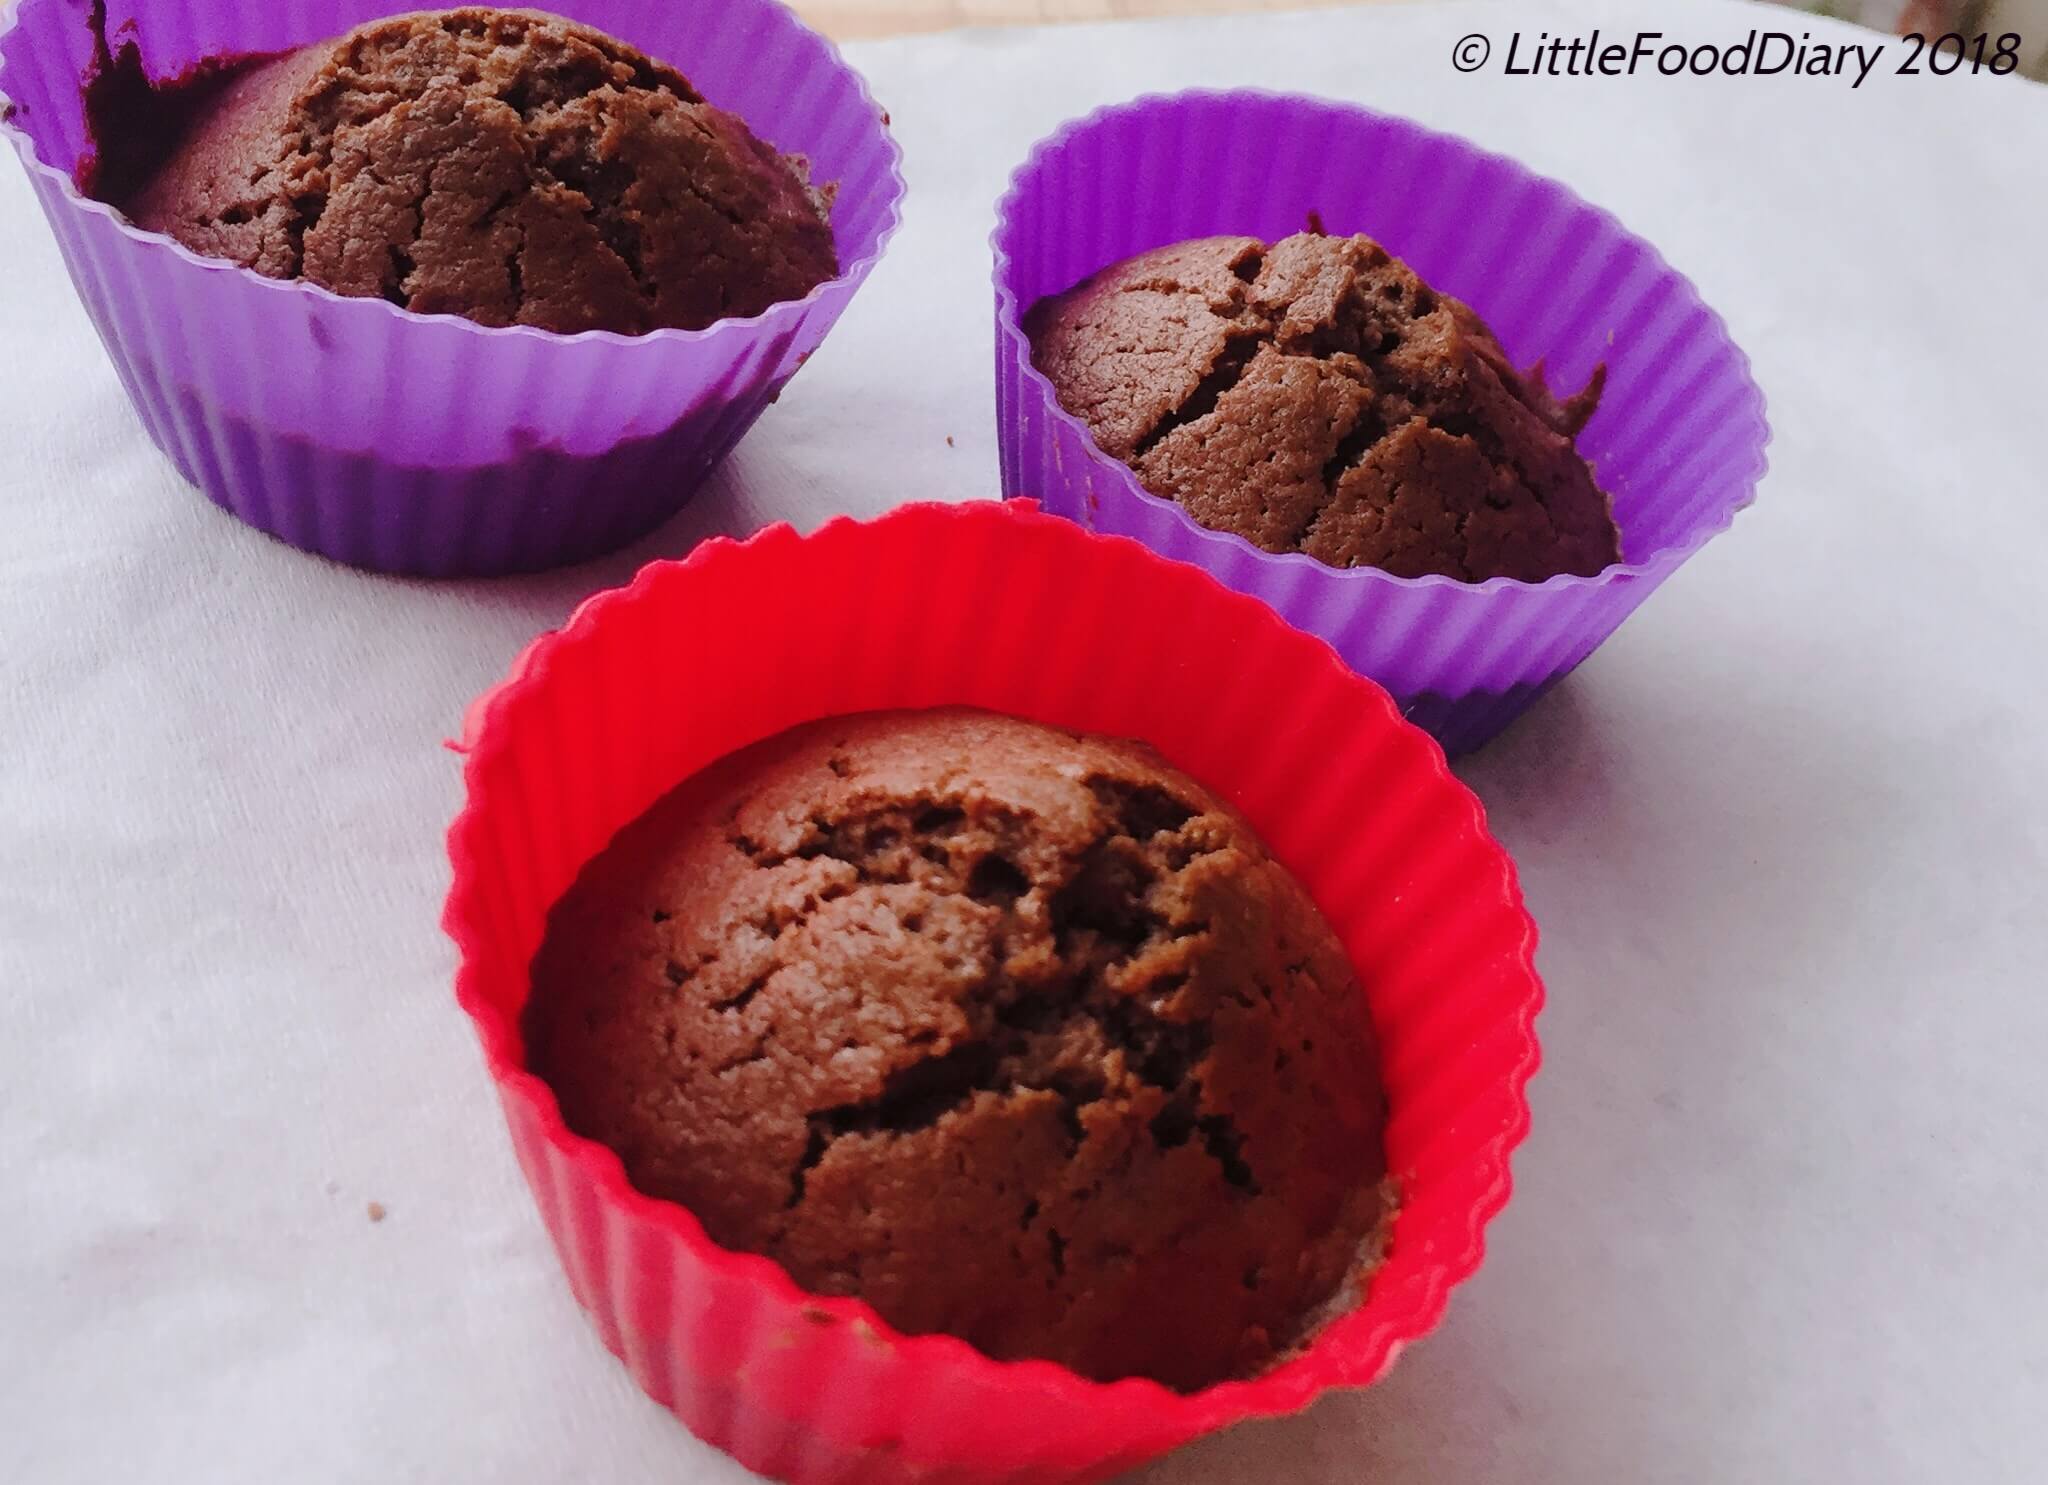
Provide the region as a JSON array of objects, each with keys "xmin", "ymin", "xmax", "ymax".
[{"xmin": 795, "ymin": 0, "xmax": 1390, "ymax": 40}]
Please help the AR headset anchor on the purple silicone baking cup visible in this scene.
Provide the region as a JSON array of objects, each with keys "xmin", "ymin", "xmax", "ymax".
[
  {"xmin": 0, "ymin": 0, "xmax": 904, "ymax": 576},
  {"xmin": 992, "ymin": 91, "xmax": 1769, "ymax": 755}
]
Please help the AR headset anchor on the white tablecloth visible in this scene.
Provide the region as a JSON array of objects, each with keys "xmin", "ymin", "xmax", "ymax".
[{"xmin": 4, "ymin": 0, "xmax": 2045, "ymax": 1479}]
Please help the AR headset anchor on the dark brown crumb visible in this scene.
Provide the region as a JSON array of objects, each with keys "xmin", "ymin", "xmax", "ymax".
[
  {"xmin": 88, "ymin": 6, "xmax": 839, "ymax": 335},
  {"xmin": 524, "ymin": 709, "xmax": 1391, "ymax": 1392},
  {"xmin": 1026, "ymin": 231, "xmax": 1621, "ymax": 583}
]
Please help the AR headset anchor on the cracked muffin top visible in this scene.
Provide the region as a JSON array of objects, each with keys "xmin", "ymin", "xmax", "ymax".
[
  {"xmin": 91, "ymin": 7, "xmax": 838, "ymax": 335},
  {"xmin": 523, "ymin": 708, "xmax": 1392, "ymax": 1391},
  {"xmin": 1026, "ymin": 230, "xmax": 1622, "ymax": 583}
]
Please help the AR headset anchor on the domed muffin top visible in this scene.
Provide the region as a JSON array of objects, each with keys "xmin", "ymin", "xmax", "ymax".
[
  {"xmin": 1028, "ymin": 230, "xmax": 1620, "ymax": 583},
  {"xmin": 524, "ymin": 708, "xmax": 1392, "ymax": 1391},
  {"xmin": 99, "ymin": 7, "xmax": 838, "ymax": 334}
]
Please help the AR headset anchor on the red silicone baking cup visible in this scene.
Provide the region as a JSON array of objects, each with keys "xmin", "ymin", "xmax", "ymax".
[{"xmin": 444, "ymin": 500, "xmax": 1543, "ymax": 1483}]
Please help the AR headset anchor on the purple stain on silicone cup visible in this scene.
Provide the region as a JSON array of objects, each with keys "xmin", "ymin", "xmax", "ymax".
[
  {"xmin": 992, "ymin": 91, "xmax": 1768, "ymax": 755},
  {"xmin": 0, "ymin": 0, "xmax": 905, "ymax": 576}
]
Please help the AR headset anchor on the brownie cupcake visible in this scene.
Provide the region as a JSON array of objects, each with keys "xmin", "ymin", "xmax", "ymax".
[
  {"xmin": 2, "ymin": 0, "xmax": 902, "ymax": 573},
  {"xmin": 91, "ymin": 7, "xmax": 839, "ymax": 335},
  {"xmin": 1027, "ymin": 229, "xmax": 1620, "ymax": 584},
  {"xmin": 524, "ymin": 708, "xmax": 1394, "ymax": 1393},
  {"xmin": 994, "ymin": 93, "xmax": 1766, "ymax": 755},
  {"xmin": 447, "ymin": 501, "xmax": 1545, "ymax": 1481}
]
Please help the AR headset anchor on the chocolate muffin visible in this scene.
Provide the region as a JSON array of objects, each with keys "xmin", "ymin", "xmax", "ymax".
[
  {"xmin": 524, "ymin": 709, "xmax": 1392, "ymax": 1392},
  {"xmin": 90, "ymin": 7, "xmax": 838, "ymax": 335},
  {"xmin": 1027, "ymin": 230, "xmax": 1622, "ymax": 583}
]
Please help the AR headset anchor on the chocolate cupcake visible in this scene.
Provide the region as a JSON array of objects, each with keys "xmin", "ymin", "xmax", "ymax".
[
  {"xmin": 3, "ymin": 0, "xmax": 902, "ymax": 573},
  {"xmin": 93, "ymin": 7, "xmax": 839, "ymax": 335},
  {"xmin": 994, "ymin": 93, "xmax": 1767, "ymax": 756},
  {"xmin": 447, "ymin": 501, "xmax": 1545, "ymax": 1480},
  {"xmin": 1026, "ymin": 229, "xmax": 1620, "ymax": 584},
  {"xmin": 523, "ymin": 707, "xmax": 1393, "ymax": 1393}
]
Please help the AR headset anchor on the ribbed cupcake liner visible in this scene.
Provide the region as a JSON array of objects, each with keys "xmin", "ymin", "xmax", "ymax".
[
  {"xmin": 444, "ymin": 500, "xmax": 1544, "ymax": 1483},
  {"xmin": 0, "ymin": 0, "xmax": 904, "ymax": 575},
  {"xmin": 992, "ymin": 90, "xmax": 1769, "ymax": 755}
]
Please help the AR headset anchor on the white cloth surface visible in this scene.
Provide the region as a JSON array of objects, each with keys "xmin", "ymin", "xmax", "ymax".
[{"xmin": 3, "ymin": 0, "xmax": 2046, "ymax": 1479}]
